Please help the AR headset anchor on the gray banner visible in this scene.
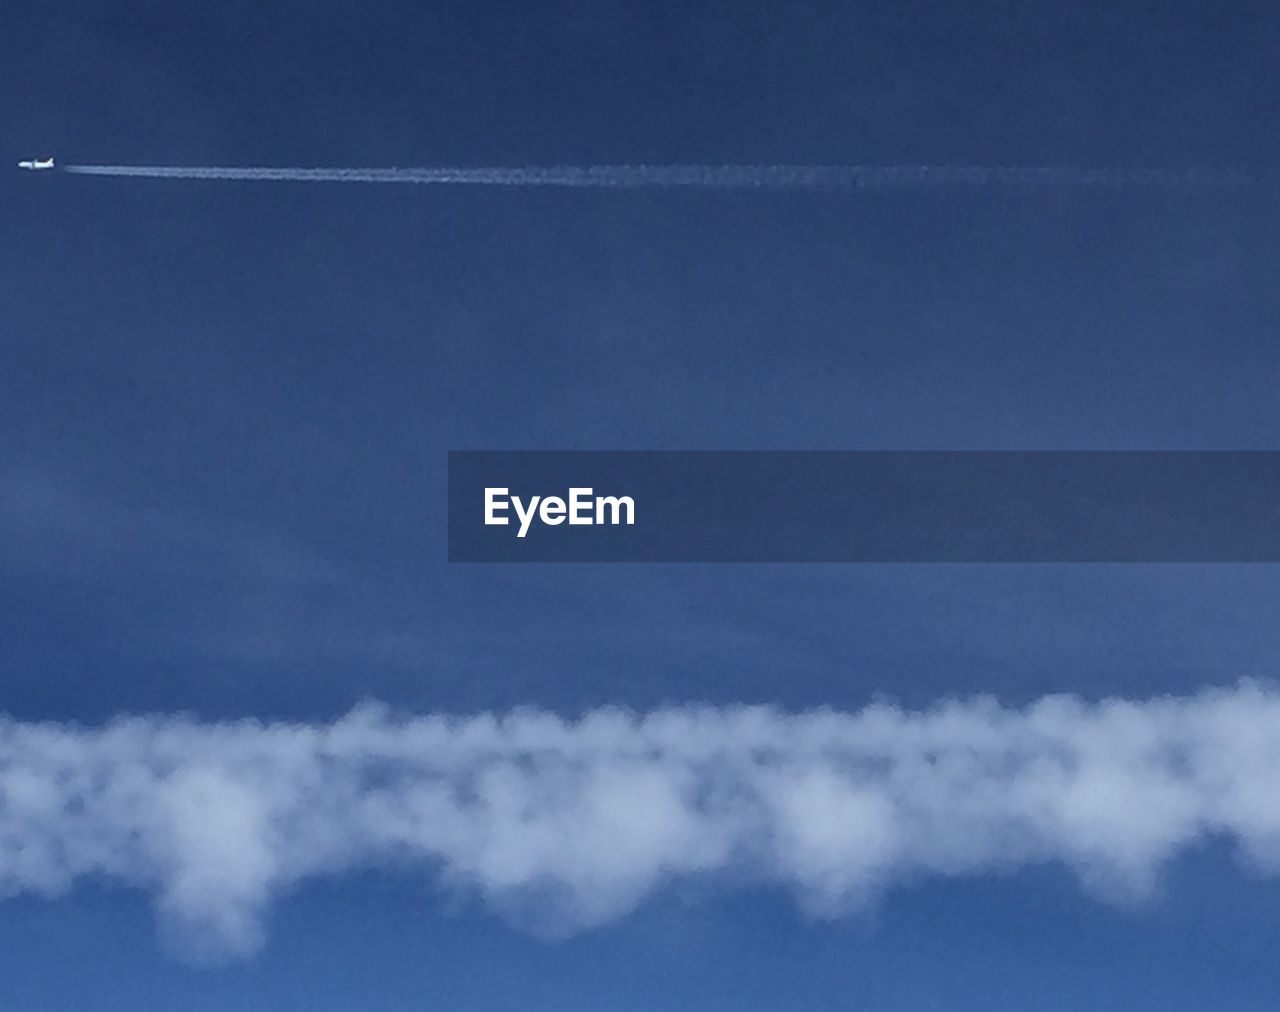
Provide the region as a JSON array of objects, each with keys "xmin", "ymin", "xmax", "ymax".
[{"xmin": 448, "ymin": 451, "xmax": 1280, "ymax": 562}]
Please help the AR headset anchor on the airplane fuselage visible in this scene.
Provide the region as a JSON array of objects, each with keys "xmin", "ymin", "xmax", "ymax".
[{"xmin": 18, "ymin": 158, "xmax": 54, "ymax": 171}]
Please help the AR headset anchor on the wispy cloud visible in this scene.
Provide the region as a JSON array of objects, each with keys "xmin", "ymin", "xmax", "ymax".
[
  {"xmin": 0, "ymin": 469, "xmax": 338, "ymax": 585},
  {"xmin": 0, "ymin": 469, "xmax": 433, "ymax": 673},
  {"xmin": 4, "ymin": 684, "xmax": 1280, "ymax": 959}
]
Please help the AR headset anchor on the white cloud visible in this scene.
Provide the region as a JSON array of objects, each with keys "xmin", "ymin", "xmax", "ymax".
[{"xmin": 3, "ymin": 684, "xmax": 1280, "ymax": 959}]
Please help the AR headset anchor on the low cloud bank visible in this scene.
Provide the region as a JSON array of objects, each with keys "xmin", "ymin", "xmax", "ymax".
[{"xmin": 3, "ymin": 684, "xmax": 1280, "ymax": 959}]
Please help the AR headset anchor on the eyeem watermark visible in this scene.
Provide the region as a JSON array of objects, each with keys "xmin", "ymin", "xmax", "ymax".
[
  {"xmin": 450, "ymin": 451, "xmax": 1280, "ymax": 562},
  {"xmin": 484, "ymin": 487, "xmax": 636, "ymax": 538}
]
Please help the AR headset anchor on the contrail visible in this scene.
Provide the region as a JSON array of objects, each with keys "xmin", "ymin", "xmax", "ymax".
[{"xmin": 60, "ymin": 163, "xmax": 1267, "ymax": 189}]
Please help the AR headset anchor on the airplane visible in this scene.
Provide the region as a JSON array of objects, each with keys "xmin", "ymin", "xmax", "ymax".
[{"xmin": 17, "ymin": 157, "xmax": 54, "ymax": 170}]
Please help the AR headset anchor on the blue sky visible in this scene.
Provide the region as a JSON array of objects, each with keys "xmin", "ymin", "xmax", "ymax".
[{"xmin": 4, "ymin": 1, "xmax": 1280, "ymax": 1007}]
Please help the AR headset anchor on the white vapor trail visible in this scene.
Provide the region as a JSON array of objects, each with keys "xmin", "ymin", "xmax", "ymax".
[
  {"xmin": 60, "ymin": 163, "xmax": 1266, "ymax": 189},
  {"xmin": 4, "ymin": 683, "xmax": 1280, "ymax": 960}
]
